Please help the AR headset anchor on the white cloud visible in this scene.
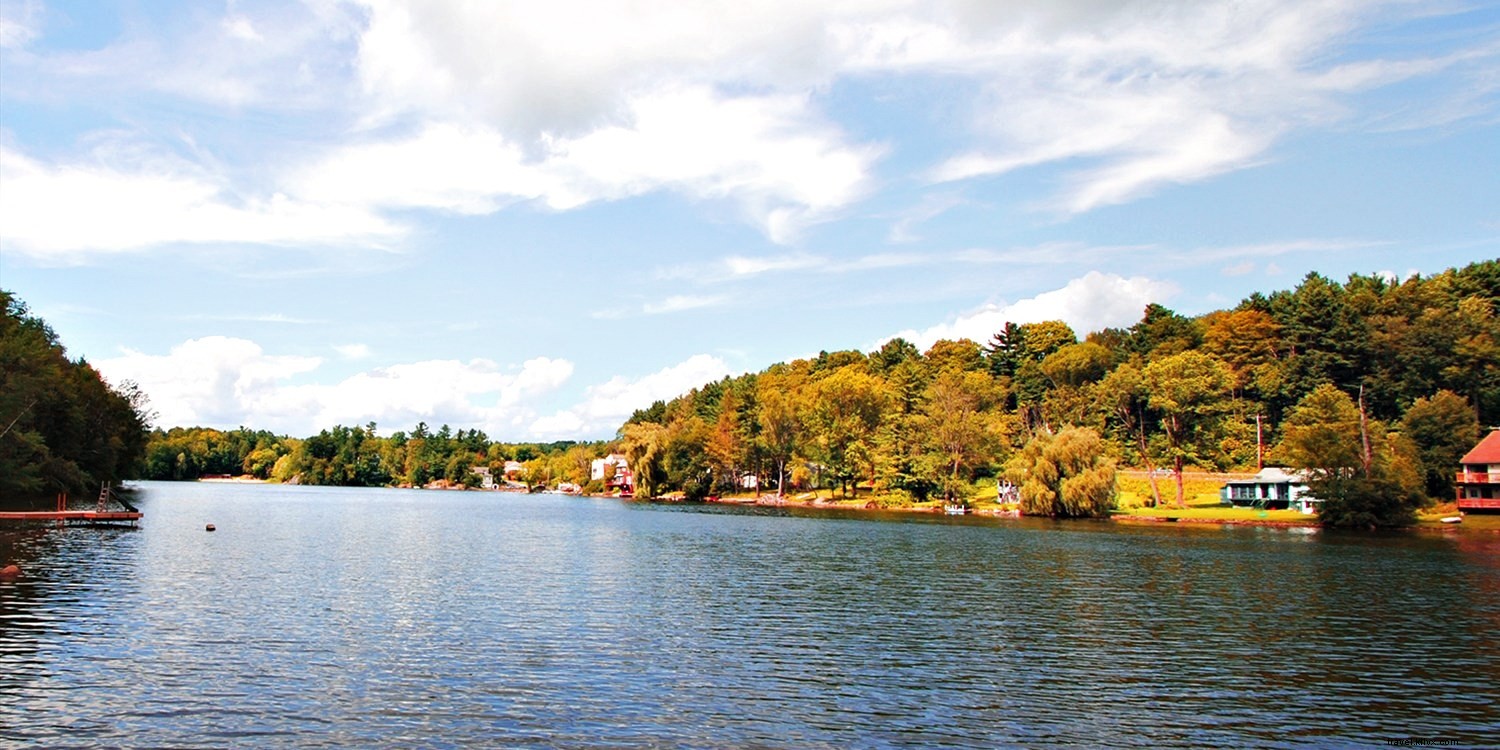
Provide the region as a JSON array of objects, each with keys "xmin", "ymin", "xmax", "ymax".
[
  {"xmin": 96, "ymin": 337, "xmax": 323, "ymax": 430},
  {"xmin": 641, "ymin": 294, "xmax": 729, "ymax": 315},
  {"xmin": 222, "ymin": 16, "xmax": 263, "ymax": 43},
  {"xmin": 0, "ymin": 0, "xmax": 39, "ymax": 49},
  {"xmin": 293, "ymin": 86, "xmax": 877, "ymax": 242},
  {"xmin": 4, "ymin": 0, "xmax": 1476, "ymax": 259},
  {"xmin": 914, "ymin": 1, "xmax": 1429, "ymax": 213},
  {"xmin": 334, "ymin": 344, "xmax": 372, "ymax": 359},
  {"xmin": 0, "ymin": 146, "xmax": 403, "ymax": 260},
  {"xmin": 95, "ymin": 338, "xmax": 576, "ymax": 437},
  {"xmin": 531, "ymin": 354, "xmax": 732, "ymax": 438},
  {"xmin": 889, "ymin": 271, "xmax": 1177, "ymax": 350}
]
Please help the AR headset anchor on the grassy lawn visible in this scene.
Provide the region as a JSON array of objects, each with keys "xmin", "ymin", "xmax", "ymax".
[
  {"xmin": 1111, "ymin": 501, "xmax": 1315, "ymax": 523},
  {"xmin": 1111, "ymin": 471, "xmax": 1316, "ymax": 523},
  {"xmin": 1415, "ymin": 502, "xmax": 1500, "ymax": 531},
  {"xmin": 702, "ymin": 479, "xmax": 1500, "ymax": 530}
]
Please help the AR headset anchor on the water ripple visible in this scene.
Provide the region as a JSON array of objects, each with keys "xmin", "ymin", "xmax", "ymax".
[{"xmin": 1, "ymin": 483, "xmax": 1497, "ymax": 747}]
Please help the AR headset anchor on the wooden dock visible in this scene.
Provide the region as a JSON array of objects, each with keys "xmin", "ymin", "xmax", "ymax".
[
  {"xmin": 0, "ymin": 486, "xmax": 142, "ymax": 526},
  {"xmin": 0, "ymin": 510, "xmax": 142, "ymax": 523}
]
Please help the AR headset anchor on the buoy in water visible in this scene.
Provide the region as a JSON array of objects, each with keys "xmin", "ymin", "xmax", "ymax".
[
  {"xmin": 205, "ymin": 524, "xmax": 216, "ymax": 532},
  {"xmin": 0, "ymin": 564, "xmax": 21, "ymax": 579}
]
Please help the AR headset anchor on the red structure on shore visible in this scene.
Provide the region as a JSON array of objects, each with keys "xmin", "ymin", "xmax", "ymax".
[
  {"xmin": 0, "ymin": 485, "xmax": 142, "ymax": 526},
  {"xmin": 1456, "ymin": 430, "xmax": 1500, "ymax": 512}
]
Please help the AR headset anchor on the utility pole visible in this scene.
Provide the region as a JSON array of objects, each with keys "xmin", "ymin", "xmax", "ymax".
[
  {"xmin": 1255, "ymin": 413, "xmax": 1264, "ymax": 471},
  {"xmin": 1358, "ymin": 385, "xmax": 1373, "ymax": 475}
]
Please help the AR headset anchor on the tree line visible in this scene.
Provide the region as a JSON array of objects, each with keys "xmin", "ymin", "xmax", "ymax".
[
  {"xmin": 140, "ymin": 422, "xmax": 607, "ymax": 490},
  {"xmin": 108, "ymin": 260, "xmax": 1500, "ymax": 527},
  {"xmin": 617, "ymin": 261, "xmax": 1497, "ymax": 526},
  {"xmin": 1, "ymin": 291, "xmax": 151, "ymax": 501}
]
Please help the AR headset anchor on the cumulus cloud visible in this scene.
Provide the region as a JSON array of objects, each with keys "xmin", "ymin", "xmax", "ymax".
[
  {"xmin": 292, "ymin": 87, "xmax": 877, "ymax": 242},
  {"xmin": 530, "ymin": 354, "xmax": 733, "ymax": 438},
  {"xmin": 889, "ymin": 271, "xmax": 1177, "ymax": 350},
  {"xmin": 94, "ymin": 337, "xmax": 576, "ymax": 437},
  {"xmin": 0, "ymin": 146, "xmax": 402, "ymax": 260},
  {"xmin": 4, "ymin": 0, "xmax": 1481, "ymax": 257},
  {"xmin": 95, "ymin": 337, "xmax": 323, "ymax": 430}
]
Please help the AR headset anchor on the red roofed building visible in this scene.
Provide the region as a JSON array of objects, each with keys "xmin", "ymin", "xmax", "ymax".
[{"xmin": 1457, "ymin": 430, "xmax": 1500, "ymax": 511}]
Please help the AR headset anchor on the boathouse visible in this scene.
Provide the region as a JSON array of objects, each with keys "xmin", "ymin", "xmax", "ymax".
[
  {"xmin": 1456, "ymin": 429, "xmax": 1500, "ymax": 512},
  {"xmin": 1221, "ymin": 467, "xmax": 1320, "ymax": 514}
]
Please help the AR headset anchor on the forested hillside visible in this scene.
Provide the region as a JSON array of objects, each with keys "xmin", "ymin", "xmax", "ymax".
[
  {"xmin": 135, "ymin": 262, "xmax": 1497, "ymax": 527},
  {"xmin": 616, "ymin": 262, "xmax": 1497, "ymax": 515},
  {"xmin": 0, "ymin": 291, "xmax": 151, "ymax": 500}
]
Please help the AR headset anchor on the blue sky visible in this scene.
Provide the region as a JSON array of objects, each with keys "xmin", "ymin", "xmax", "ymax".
[{"xmin": 1, "ymin": 0, "xmax": 1497, "ymax": 441}]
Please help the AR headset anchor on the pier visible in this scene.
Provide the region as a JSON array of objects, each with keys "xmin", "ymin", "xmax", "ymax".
[{"xmin": 0, "ymin": 485, "xmax": 142, "ymax": 526}]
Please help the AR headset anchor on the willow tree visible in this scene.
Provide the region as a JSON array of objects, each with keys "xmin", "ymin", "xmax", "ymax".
[
  {"xmin": 620, "ymin": 422, "xmax": 668, "ymax": 499},
  {"xmin": 1005, "ymin": 427, "xmax": 1117, "ymax": 518}
]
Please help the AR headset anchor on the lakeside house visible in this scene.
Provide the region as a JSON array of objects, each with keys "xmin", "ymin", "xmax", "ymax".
[
  {"xmin": 502, "ymin": 460, "xmax": 525, "ymax": 480},
  {"xmin": 1457, "ymin": 429, "xmax": 1500, "ymax": 512},
  {"xmin": 470, "ymin": 465, "xmax": 497, "ymax": 490},
  {"xmin": 591, "ymin": 453, "xmax": 634, "ymax": 493},
  {"xmin": 1221, "ymin": 467, "xmax": 1320, "ymax": 514}
]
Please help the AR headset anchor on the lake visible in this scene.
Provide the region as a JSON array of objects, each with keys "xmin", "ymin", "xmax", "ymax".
[{"xmin": 1, "ymin": 481, "xmax": 1497, "ymax": 748}]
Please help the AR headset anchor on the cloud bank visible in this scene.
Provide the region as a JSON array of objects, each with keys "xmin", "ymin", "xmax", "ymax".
[
  {"xmin": 890, "ymin": 271, "xmax": 1177, "ymax": 350},
  {"xmin": 3, "ymin": 0, "xmax": 1479, "ymax": 258},
  {"xmin": 95, "ymin": 336, "xmax": 730, "ymax": 441}
]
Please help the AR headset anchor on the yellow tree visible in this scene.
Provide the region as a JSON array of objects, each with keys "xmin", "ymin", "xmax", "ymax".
[
  {"xmin": 806, "ymin": 365, "xmax": 889, "ymax": 497},
  {"xmin": 918, "ymin": 370, "xmax": 1006, "ymax": 503}
]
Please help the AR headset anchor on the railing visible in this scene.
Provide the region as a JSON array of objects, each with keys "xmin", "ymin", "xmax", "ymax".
[
  {"xmin": 1457, "ymin": 497, "xmax": 1500, "ymax": 509},
  {"xmin": 1455, "ymin": 472, "xmax": 1500, "ymax": 484}
]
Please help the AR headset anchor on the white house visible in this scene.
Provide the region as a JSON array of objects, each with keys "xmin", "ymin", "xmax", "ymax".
[
  {"xmin": 470, "ymin": 465, "xmax": 496, "ymax": 490},
  {"xmin": 591, "ymin": 454, "xmax": 633, "ymax": 491},
  {"xmin": 1221, "ymin": 467, "xmax": 1321, "ymax": 514}
]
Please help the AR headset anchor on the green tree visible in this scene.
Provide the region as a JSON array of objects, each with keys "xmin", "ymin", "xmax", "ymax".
[
  {"xmin": 1142, "ymin": 351, "xmax": 1235, "ymax": 506},
  {"xmin": 1004, "ymin": 427, "xmax": 1117, "ymax": 518},
  {"xmin": 1093, "ymin": 363, "xmax": 1164, "ymax": 506},
  {"xmin": 1, "ymin": 290, "xmax": 150, "ymax": 498},
  {"xmin": 1280, "ymin": 384, "xmax": 1422, "ymax": 528},
  {"xmin": 1400, "ymin": 390, "xmax": 1479, "ymax": 501},
  {"xmin": 917, "ymin": 370, "xmax": 1005, "ymax": 503},
  {"xmin": 1130, "ymin": 303, "xmax": 1203, "ymax": 358}
]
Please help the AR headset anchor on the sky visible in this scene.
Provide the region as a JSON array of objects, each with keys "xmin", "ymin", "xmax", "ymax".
[{"xmin": 1, "ymin": 0, "xmax": 1497, "ymax": 441}]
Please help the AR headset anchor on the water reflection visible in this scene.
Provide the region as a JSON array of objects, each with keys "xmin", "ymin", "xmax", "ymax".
[{"xmin": 1, "ymin": 482, "xmax": 1496, "ymax": 748}]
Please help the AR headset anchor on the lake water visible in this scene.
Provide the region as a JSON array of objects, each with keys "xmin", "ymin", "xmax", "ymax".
[{"xmin": 1, "ymin": 482, "xmax": 1497, "ymax": 748}]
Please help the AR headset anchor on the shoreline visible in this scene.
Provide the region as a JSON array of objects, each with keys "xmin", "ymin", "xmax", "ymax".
[{"xmin": 145, "ymin": 480, "xmax": 1500, "ymax": 533}]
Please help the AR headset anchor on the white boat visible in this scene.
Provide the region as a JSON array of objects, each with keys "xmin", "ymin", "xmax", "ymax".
[
  {"xmin": 943, "ymin": 504, "xmax": 968, "ymax": 515},
  {"xmin": 1440, "ymin": 516, "xmax": 1463, "ymax": 524}
]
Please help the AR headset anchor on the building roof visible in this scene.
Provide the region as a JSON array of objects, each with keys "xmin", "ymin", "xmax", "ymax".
[
  {"xmin": 1223, "ymin": 467, "xmax": 1310, "ymax": 486},
  {"xmin": 1460, "ymin": 430, "xmax": 1500, "ymax": 465}
]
